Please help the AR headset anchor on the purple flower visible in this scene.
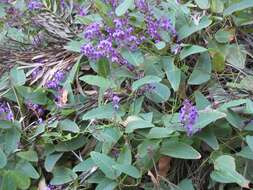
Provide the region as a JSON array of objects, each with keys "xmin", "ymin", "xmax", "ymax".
[
  {"xmin": 27, "ymin": 101, "xmax": 44, "ymax": 116},
  {"xmin": 0, "ymin": 102, "xmax": 14, "ymax": 121},
  {"xmin": 135, "ymin": 0, "xmax": 149, "ymax": 12},
  {"xmin": 78, "ymin": 7, "xmax": 87, "ymax": 16},
  {"xmin": 146, "ymin": 16, "xmax": 161, "ymax": 41},
  {"xmin": 160, "ymin": 17, "xmax": 177, "ymax": 36},
  {"xmin": 104, "ymin": 0, "xmax": 118, "ymax": 7},
  {"xmin": 83, "ymin": 23, "xmax": 102, "ymax": 40},
  {"xmin": 28, "ymin": 0, "xmax": 43, "ymax": 10},
  {"xmin": 45, "ymin": 70, "xmax": 65, "ymax": 89},
  {"xmin": 80, "ymin": 43, "xmax": 97, "ymax": 59},
  {"xmin": 32, "ymin": 32, "xmax": 44, "ymax": 46},
  {"xmin": 31, "ymin": 67, "xmax": 42, "ymax": 79},
  {"xmin": 179, "ymin": 99, "xmax": 199, "ymax": 136},
  {"xmin": 6, "ymin": 111, "xmax": 14, "ymax": 121},
  {"xmin": 97, "ymin": 39, "xmax": 113, "ymax": 57},
  {"xmin": 60, "ymin": 0, "xmax": 66, "ymax": 8},
  {"xmin": 46, "ymin": 80, "xmax": 59, "ymax": 89},
  {"xmin": 54, "ymin": 71, "xmax": 65, "ymax": 81},
  {"xmin": 112, "ymin": 95, "xmax": 120, "ymax": 110},
  {"xmin": 1, "ymin": 0, "xmax": 15, "ymax": 4}
]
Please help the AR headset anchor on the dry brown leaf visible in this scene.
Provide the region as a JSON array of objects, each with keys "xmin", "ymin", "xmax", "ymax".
[
  {"xmin": 158, "ymin": 156, "xmax": 171, "ymax": 178},
  {"xmin": 37, "ymin": 178, "xmax": 48, "ymax": 190},
  {"xmin": 148, "ymin": 170, "xmax": 159, "ymax": 187},
  {"xmin": 58, "ymin": 88, "xmax": 68, "ymax": 106}
]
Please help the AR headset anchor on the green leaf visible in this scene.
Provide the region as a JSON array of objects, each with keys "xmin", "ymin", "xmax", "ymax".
[
  {"xmin": 211, "ymin": 155, "xmax": 250, "ymax": 188},
  {"xmin": 194, "ymin": 0, "xmax": 209, "ymax": 9},
  {"xmin": 0, "ymin": 120, "xmax": 13, "ymax": 129},
  {"xmin": 132, "ymin": 76, "xmax": 161, "ymax": 91},
  {"xmin": 94, "ymin": 0, "xmax": 110, "ymax": 14},
  {"xmin": 145, "ymin": 83, "xmax": 171, "ymax": 103},
  {"xmin": 121, "ymin": 49, "xmax": 144, "ymax": 66},
  {"xmin": 178, "ymin": 178, "xmax": 195, "ymax": 190},
  {"xmin": 224, "ymin": 0, "xmax": 253, "ymax": 16},
  {"xmin": 219, "ymin": 99, "xmax": 248, "ymax": 111},
  {"xmin": 92, "ymin": 127, "xmax": 122, "ymax": 143},
  {"xmin": 160, "ymin": 140, "xmax": 201, "ymax": 159},
  {"xmin": 178, "ymin": 16, "xmax": 212, "ymax": 41},
  {"xmin": 129, "ymin": 96, "xmax": 144, "ymax": 115},
  {"xmin": 73, "ymin": 158, "xmax": 95, "ymax": 172},
  {"xmin": 236, "ymin": 146, "xmax": 253, "ymax": 160},
  {"xmin": 82, "ymin": 103, "xmax": 122, "ymax": 120},
  {"xmin": 16, "ymin": 161, "xmax": 40, "ymax": 179},
  {"xmin": 64, "ymin": 40, "xmax": 85, "ymax": 52},
  {"xmin": 225, "ymin": 110, "xmax": 244, "ymax": 129},
  {"xmin": 226, "ymin": 44, "xmax": 246, "ymax": 69},
  {"xmin": 1, "ymin": 171, "xmax": 17, "ymax": 190},
  {"xmin": 0, "ymin": 148, "xmax": 7, "ymax": 168},
  {"xmin": 162, "ymin": 56, "xmax": 181, "ymax": 92},
  {"xmin": 115, "ymin": 0, "xmax": 134, "ymax": 16},
  {"xmin": 215, "ymin": 30, "xmax": 233, "ymax": 43},
  {"xmin": 246, "ymin": 136, "xmax": 253, "ymax": 152},
  {"xmin": 211, "ymin": 0, "xmax": 224, "ymax": 13},
  {"xmin": 112, "ymin": 163, "xmax": 141, "ymax": 178},
  {"xmin": 17, "ymin": 150, "xmax": 38, "ymax": 162},
  {"xmin": 97, "ymin": 58, "xmax": 110, "ymax": 77},
  {"xmin": 9, "ymin": 170, "xmax": 30, "ymax": 190},
  {"xmin": 92, "ymin": 127, "xmax": 122, "ymax": 154},
  {"xmin": 80, "ymin": 75, "xmax": 115, "ymax": 89},
  {"xmin": 45, "ymin": 153, "xmax": 63, "ymax": 172},
  {"xmin": 55, "ymin": 135, "xmax": 86, "ymax": 152},
  {"xmin": 155, "ymin": 41, "xmax": 166, "ymax": 50},
  {"xmin": 211, "ymin": 51, "xmax": 225, "ymax": 72},
  {"xmin": 50, "ymin": 167, "xmax": 78, "ymax": 185},
  {"xmin": 188, "ymin": 53, "xmax": 211, "ymax": 85},
  {"xmin": 194, "ymin": 91, "xmax": 211, "ymax": 110},
  {"xmin": 6, "ymin": 27, "xmax": 26, "ymax": 43},
  {"xmin": 198, "ymin": 128, "xmax": 219, "ymax": 150},
  {"xmin": 10, "ymin": 67, "xmax": 26, "ymax": 86},
  {"xmin": 0, "ymin": 4, "xmax": 6, "ymax": 18},
  {"xmin": 75, "ymin": 14, "xmax": 103, "ymax": 25},
  {"xmin": 59, "ymin": 119, "xmax": 80, "ymax": 133},
  {"xmin": 125, "ymin": 116, "xmax": 154, "ymax": 133},
  {"xmin": 90, "ymin": 152, "xmax": 118, "ymax": 179},
  {"xmin": 96, "ymin": 178, "xmax": 118, "ymax": 190},
  {"xmin": 4, "ymin": 128, "xmax": 21, "ymax": 156},
  {"xmin": 117, "ymin": 145, "xmax": 132, "ymax": 165},
  {"xmin": 193, "ymin": 109, "xmax": 226, "ymax": 129},
  {"xmin": 180, "ymin": 45, "xmax": 207, "ymax": 60},
  {"xmin": 147, "ymin": 127, "xmax": 174, "ymax": 139}
]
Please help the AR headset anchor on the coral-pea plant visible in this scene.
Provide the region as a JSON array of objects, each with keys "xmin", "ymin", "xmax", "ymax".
[{"xmin": 1, "ymin": 0, "xmax": 253, "ymax": 189}]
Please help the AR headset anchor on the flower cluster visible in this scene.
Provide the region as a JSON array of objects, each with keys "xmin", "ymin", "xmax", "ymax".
[
  {"xmin": 46, "ymin": 70, "xmax": 65, "ymax": 89},
  {"xmin": 135, "ymin": 0, "xmax": 177, "ymax": 43},
  {"xmin": 104, "ymin": 0, "xmax": 118, "ymax": 8},
  {"xmin": 32, "ymin": 31, "xmax": 44, "ymax": 46},
  {"xmin": 135, "ymin": 0, "xmax": 149, "ymax": 13},
  {"xmin": 112, "ymin": 95, "xmax": 120, "ymax": 110},
  {"xmin": 28, "ymin": 0, "xmax": 43, "ymax": 11},
  {"xmin": 4, "ymin": 5, "xmax": 23, "ymax": 27},
  {"xmin": 47, "ymin": 184, "xmax": 63, "ymax": 190},
  {"xmin": 145, "ymin": 15, "xmax": 176, "ymax": 43},
  {"xmin": 81, "ymin": 17, "xmax": 144, "ymax": 71},
  {"xmin": 179, "ymin": 99, "xmax": 199, "ymax": 136},
  {"xmin": 27, "ymin": 101, "xmax": 44, "ymax": 116},
  {"xmin": 0, "ymin": 0, "xmax": 15, "ymax": 4},
  {"xmin": 83, "ymin": 23, "xmax": 103, "ymax": 40},
  {"xmin": 0, "ymin": 102, "xmax": 14, "ymax": 121}
]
